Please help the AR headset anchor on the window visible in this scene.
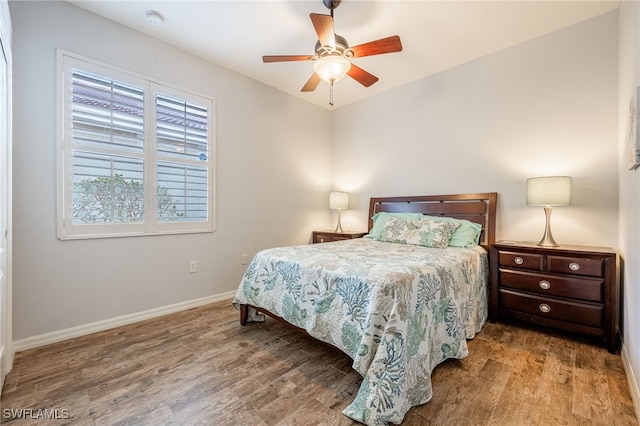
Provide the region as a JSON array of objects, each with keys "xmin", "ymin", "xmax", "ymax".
[{"xmin": 57, "ymin": 51, "xmax": 215, "ymax": 239}]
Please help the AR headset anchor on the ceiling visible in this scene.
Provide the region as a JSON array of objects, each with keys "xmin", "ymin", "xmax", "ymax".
[{"xmin": 66, "ymin": 1, "xmax": 619, "ymax": 110}]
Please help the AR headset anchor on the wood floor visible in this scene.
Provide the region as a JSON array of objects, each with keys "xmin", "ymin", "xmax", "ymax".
[{"xmin": 1, "ymin": 300, "xmax": 637, "ymax": 425}]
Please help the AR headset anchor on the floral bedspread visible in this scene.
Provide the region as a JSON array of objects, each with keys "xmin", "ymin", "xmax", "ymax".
[{"xmin": 232, "ymin": 238, "xmax": 489, "ymax": 425}]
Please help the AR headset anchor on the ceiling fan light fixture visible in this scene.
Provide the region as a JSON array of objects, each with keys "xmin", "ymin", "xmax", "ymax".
[{"xmin": 313, "ymin": 55, "xmax": 351, "ymax": 83}]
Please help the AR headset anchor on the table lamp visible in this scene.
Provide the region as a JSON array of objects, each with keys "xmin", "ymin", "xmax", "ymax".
[
  {"xmin": 526, "ymin": 176, "xmax": 572, "ymax": 247},
  {"xmin": 329, "ymin": 191, "xmax": 349, "ymax": 233}
]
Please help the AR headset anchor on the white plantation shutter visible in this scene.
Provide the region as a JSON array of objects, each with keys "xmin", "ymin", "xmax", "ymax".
[
  {"xmin": 71, "ymin": 152, "xmax": 145, "ymax": 224},
  {"xmin": 156, "ymin": 161, "xmax": 208, "ymax": 222},
  {"xmin": 71, "ymin": 71, "xmax": 144, "ymax": 153},
  {"xmin": 70, "ymin": 70, "xmax": 146, "ymax": 225},
  {"xmin": 58, "ymin": 51, "xmax": 215, "ymax": 239},
  {"xmin": 154, "ymin": 93, "xmax": 210, "ymax": 224},
  {"xmin": 155, "ymin": 94, "xmax": 208, "ymax": 159}
]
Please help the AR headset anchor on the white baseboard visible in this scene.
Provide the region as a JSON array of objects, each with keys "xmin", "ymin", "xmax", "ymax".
[
  {"xmin": 13, "ymin": 291, "xmax": 236, "ymax": 353},
  {"xmin": 621, "ymin": 342, "xmax": 640, "ymax": 421}
]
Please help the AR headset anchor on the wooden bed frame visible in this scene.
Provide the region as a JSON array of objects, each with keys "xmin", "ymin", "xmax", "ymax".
[
  {"xmin": 239, "ymin": 192, "xmax": 498, "ymax": 327},
  {"xmin": 368, "ymin": 192, "xmax": 497, "ymax": 250}
]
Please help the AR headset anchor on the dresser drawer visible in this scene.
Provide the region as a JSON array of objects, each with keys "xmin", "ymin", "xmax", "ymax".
[
  {"xmin": 498, "ymin": 251, "xmax": 543, "ymax": 271},
  {"xmin": 499, "ymin": 289, "xmax": 603, "ymax": 328},
  {"xmin": 499, "ymin": 269, "xmax": 603, "ymax": 302},
  {"xmin": 548, "ymin": 255, "xmax": 603, "ymax": 278}
]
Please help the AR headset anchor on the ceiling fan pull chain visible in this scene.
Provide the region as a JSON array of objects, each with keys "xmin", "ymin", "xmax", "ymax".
[{"xmin": 329, "ymin": 80, "xmax": 334, "ymax": 106}]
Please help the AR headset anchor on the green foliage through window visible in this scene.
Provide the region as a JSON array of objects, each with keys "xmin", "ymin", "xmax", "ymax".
[{"xmin": 72, "ymin": 174, "xmax": 183, "ymax": 223}]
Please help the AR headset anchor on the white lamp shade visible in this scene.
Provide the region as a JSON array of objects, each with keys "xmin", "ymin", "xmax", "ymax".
[
  {"xmin": 313, "ymin": 56, "xmax": 351, "ymax": 83},
  {"xmin": 329, "ymin": 191, "xmax": 349, "ymax": 210},
  {"xmin": 526, "ymin": 176, "xmax": 572, "ymax": 206}
]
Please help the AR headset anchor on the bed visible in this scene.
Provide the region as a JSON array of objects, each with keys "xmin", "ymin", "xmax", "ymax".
[{"xmin": 233, "ymin": 193, "xmax": 497, "ymax": 425}]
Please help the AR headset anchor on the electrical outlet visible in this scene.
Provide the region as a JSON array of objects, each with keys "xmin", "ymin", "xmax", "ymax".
[
  {"xmin": 189, "ymin": 261, "xmax": 197, "ymax": 273},
  {"xmin": 241, "ymin": 254, "xmax": 249, "ymax": 265}
]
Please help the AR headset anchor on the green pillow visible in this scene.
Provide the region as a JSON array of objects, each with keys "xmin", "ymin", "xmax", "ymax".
[
  {"xmin": 365, "ymin": 212, "xmax": 423, "ymax": 239},
  {"xmin": 421, "ymin": 215, "xmax": 482, "ymax": 248}
]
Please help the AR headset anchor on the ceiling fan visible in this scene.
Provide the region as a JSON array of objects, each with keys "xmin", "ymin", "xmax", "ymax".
[{"xmin": 262, "ymin": 0, "xmax": 403, "ymax": 105}]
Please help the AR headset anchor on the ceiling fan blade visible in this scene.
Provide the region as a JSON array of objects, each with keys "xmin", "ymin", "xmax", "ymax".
[
  {"xmin": 301, "ymin": 73, "xmax": 322, "ymax": 92},
  {"xmin": 263, "ymin": 55, "xmax": 314, "ymax": 63},
  {"xmin": 310, "ymin": 13, "xmax": 335, "ymax": 49},
  {"xmin": 349, "ymin": 35, "xmax": 403, "ymax": 58},
  {"xmin": 347, "ymin": 64, "xmax": 379, "ymax": 87}
]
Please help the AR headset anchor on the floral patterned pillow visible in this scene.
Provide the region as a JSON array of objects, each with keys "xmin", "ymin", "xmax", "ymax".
[{"xmin": 378, "ymin": 216, "xmax": 461, "ymax": 248}]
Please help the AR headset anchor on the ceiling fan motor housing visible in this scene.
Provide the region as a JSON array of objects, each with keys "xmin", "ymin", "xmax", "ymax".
[
  {"xmin": 323, "ymin": 0, "xmax": 341, "ymax": 11},
  {"xmin": 315, "ymin": 34, "xmax": 352, "ymax": 58}
]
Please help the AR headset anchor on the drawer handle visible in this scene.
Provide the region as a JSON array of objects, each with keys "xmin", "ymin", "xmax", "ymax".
[
  {"xmin": 539, "ymin": 280, "xmax": 551, "ymax": 290},
  {"xmin": 539, "ymin": 303, "xmax": 551, "ymax": 313},
  {"xmin": 569, "ymin": 262, "xmax": 580, "ymax": 271},
  {"xmin": 514, "ymin": 256, "xmax": 524, "ymax": 265}
]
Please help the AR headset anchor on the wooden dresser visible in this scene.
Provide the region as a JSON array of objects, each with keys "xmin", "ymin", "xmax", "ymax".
[
  {"xmin": 312, "ymin": 230, "xmax": 367, "ymax": 244},
  {"xmin": 490, "ymin": 241, "xmax": 618, "ymax": 353}
]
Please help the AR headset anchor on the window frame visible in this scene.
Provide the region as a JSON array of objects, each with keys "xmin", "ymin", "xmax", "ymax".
[{"xmin": 56, "ymin": 50, "xmax": 215, "ymax": 240}]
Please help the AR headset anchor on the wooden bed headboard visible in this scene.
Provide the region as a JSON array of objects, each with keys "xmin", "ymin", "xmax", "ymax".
[{"xmin": 368, "ymin": 192, "xmax": 498, "ymax": 249}]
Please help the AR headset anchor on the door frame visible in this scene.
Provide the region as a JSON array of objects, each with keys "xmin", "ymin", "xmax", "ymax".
[{"xmin": 0, "ymin": 0, "xmax": 13, "ymax": 390}]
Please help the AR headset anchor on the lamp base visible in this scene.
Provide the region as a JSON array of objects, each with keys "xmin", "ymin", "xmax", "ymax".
[
  {"xmin": 537, "ymin": 206, "xmax": 559, "ymax": 247},
  {"xmin": 334, "ymin": 209, "xmax": 344, "ymax": 233}
]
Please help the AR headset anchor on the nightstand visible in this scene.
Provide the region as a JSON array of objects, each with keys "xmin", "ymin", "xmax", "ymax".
[
  {"xmin": 312, "ymin": 230, "xmax": 367, "ymax": 244},
  {"xmin": 490, "ymin": 241, "xmax": 618, "ymax": 353}
]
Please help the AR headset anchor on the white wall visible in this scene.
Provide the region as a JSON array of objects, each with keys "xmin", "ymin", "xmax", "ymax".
[
  {"xmin": 332, "ymin": 12, "xmax": 619, "ymax": 251},
  {"xmin": 618, "ymin": 0, "xmax": 640, "ymax": 414},
  {"xmin": 9, "ymin": 1, "xmax": 332, "ymax": 341}
]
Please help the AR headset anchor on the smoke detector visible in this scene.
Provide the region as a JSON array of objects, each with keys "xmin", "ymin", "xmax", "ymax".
[{"xmin": 145, "ymin": 10, "xmax": 164, "ymax": 26}]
